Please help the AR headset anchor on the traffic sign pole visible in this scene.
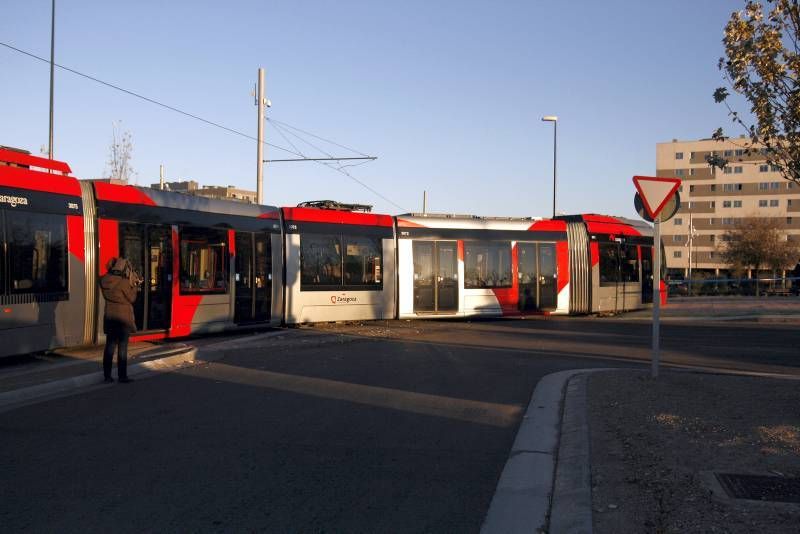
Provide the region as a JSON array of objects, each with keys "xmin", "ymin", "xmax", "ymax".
[
  {"xmin": 632, "ymin": 175, "xmax": 681, "ymax": 380},
  {"xmin": 652, "ymin": 217, "xmax": 661, "ymax": 378}
]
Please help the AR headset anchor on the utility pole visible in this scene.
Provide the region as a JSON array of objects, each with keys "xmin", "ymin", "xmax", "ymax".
[
  {"xmin": 159, "ymin": 164, "xmax": 165, "ymax": 190},
  {"xmin": 256, "ymin": 68, "xmax": 266, "ymax": 205},
  {"xmin": 48, "ymin": 0, "xmax": 55, "ymax": 160},
  {"xmin": 422, "ymin": 190, "xmax": 427, "ymax": 214}
]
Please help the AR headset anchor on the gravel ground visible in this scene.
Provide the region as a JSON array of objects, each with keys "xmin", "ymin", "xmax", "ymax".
[{"xmin": 588, "ymin": 370, "xmax": 800, "ymax": 533}]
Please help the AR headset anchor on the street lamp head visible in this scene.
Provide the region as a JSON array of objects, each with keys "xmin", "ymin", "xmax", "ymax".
[{"xmin": 541, "ymin": 115, "xmax": 558, "ymax": 122}]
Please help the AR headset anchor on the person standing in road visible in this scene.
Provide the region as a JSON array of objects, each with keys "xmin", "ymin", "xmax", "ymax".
[{"xmin": 100, "ymin": 257, "xmax": 140, "ymax": 383}]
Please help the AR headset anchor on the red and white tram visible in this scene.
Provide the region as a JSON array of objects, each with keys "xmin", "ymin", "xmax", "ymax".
[{"xmin": 0, "ymin": 147, "xmax": 661, "ymax": 359}]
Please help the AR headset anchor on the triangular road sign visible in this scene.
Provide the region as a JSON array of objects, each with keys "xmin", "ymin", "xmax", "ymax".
[{"xmin": 632, "ymin": 176, "xmax": 681, "ymax": 220}]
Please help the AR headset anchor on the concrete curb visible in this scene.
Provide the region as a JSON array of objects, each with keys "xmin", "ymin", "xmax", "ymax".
[
  {"xmin": 0, "ymin": 347, "xmax": 197, "ymax": 411},
  {"xmin": 550, "ymin": 373, "xmax": 593, "ymax": 534},
  {"xmin": 481, "ymin": 369, "xmax": 586, "ymax": 534}
]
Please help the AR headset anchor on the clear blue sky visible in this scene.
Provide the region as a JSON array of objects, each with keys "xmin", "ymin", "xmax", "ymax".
[{"xmin": 1, "ymin": 0, "xmax": 749, "ymax": 218}]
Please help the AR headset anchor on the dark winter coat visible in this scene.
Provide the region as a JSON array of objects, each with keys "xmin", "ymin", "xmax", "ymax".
[{"xmin": 100, "ymin": 272, "xmax": 138, "ymax": 334}]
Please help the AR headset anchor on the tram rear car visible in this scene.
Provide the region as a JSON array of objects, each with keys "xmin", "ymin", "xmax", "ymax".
[{"xmin": 282, "ymin": 204, "xmax": 396, "ymax": 323}]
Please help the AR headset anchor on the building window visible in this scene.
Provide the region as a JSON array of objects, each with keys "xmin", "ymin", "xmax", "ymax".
[
  {"xmin": 723, "ymin": 167, "xmax": 733, "ymax": 174},
  {"xmin": 689, "ymin": 168, "xmax": 696, "ymax": 176},
  {"xmin": 770, "ymin": 199, "xmax": 779, "ymax": 207},
  {"xmin": 723, "ymin": 200, "xmax": 732, "ymax": 208},
  {"xmin": 770, "ymin": 182, "xmax": 781, "ymax": 190},
  {"xmin": 689, "ymin": 185, "xmax": 695, "ymax": 192},
  {"xmin": 789, "ymin": 182, "xmax": 795, "ymax": 189},
  {"xmin": 464, "ymin": 241, "xmax": 512, "ymax": 288},
  {"xmin": 788, "ymin": 217, "xmax": 794, "ymax": 224},
  {"xmin": 759, "ymin": 182, "xmax": 769, "ymax": 190},
  {"xmin": 734, "ymin": 166, "xmax": 743, "ymax": 174},
  {"xmin": 723, "ymin": 217, "xmax": 734, "ymax": 225},
  {"xmin": 675, "ymin": 169, "xmax": 685, "ymax": 176},
  {"xmin": 771, "ymin": 165, "xmax": 781, "ymax": 172},
  {"xmin": 736, "ymin": 183, "xmax": 743, "ymax": 191},
  {"xmin": 759, "ymin": 199, "xmax": 768, "ymax": 207},
  {"xmin": 788, "ymin": 199, "xmax": 793, "ymax": 207},
  {"xmin": 734, "ymin": 200, "xmax": 742, "ymax": 208},
  {"xmin": 709, "ymin": 234, "xmax": 716, "ymax": 243},
  {"xmin": 675, "ymin": 152, "xmax": 684, "ymax": 160},
  {"xmin": 7, "ymin": 211, "xmax": 68, "ymax": 294},
  {"xmin": 689, "ymin": 152, "xmax": 696, "ymax": 159},
  {"xmin": 180, "ymin": 227, "xmax": 229, "ymax": 294},
  {"xmin": 673, "ymin": 251, "xmax": 682, "ymax": 259},
  {"xmin": 710, "ymin": 201, "xmax": 716, "ymax": 208},
  {"xmin": 673, "ymin": 235, "xmax": 683, "ymax": 242},
  {"xmin": 710, "ymin": 184, "xmax": 717, "ymax": 192},
  {"xmin": 724, "ymin": 149, "xmax": 733, "ymax": 157},
  {"xmin": 759, "ymin": 164, "xmax": 769, "ymax": 172},
  {"xmin": 674, "ymin": 218, "xmax": 682, "ymax": 225},
  {"xmin": 735, "ymin": 149, "xmax": 744, "ymax": 157},
  {"xmin": 709, "ymin": 218, "xmax": 715, "ymax": 225},
  {"xmin": 300, "ymin": 233, "xmax": 383, "ymax": 290}
]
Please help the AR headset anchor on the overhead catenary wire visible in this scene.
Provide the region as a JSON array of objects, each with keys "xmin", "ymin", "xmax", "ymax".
[
  {"xmin": 0, "ymin": 40, "xmax": 407, "ymax": 211},
  {"xmin": 268, "ymin": 118, "xmax": 370, "ymax": 157}
]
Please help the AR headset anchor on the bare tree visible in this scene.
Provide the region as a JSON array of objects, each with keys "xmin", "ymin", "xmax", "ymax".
[
  {"xmin": 719, "ymin": 217, "xmax": 800, "ymax": 295},
  {"xmin": 106, "ymin": 121, "xmax": 135, "ymax": 182}
]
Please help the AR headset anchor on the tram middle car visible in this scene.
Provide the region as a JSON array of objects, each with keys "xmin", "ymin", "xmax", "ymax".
[
  {"xmin": 282, "ymin": 201, "xmax": 396, "ymax": 323},
  {"xmin": 395, "ymin": 212, "xmax": 657, "ymax": 318}
]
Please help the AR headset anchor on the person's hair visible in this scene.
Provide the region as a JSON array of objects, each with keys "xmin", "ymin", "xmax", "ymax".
[{"xmin": 107, "ymin": 257, "xmax": 119, "ymax": 272}]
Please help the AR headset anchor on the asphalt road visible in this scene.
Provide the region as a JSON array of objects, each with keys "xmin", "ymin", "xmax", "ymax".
[{"xmin": 1, "ymin": 316, "xmax": 797, "ymax": 532}]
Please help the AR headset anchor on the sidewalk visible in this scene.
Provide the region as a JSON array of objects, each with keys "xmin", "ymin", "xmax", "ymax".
[
  {"xmin": 482, "ymin": 368, "xmax": 800, "ymax": 533},
  {"xmin": 0, "ymin": 341, "xmax": 197, "ymax": 412}
]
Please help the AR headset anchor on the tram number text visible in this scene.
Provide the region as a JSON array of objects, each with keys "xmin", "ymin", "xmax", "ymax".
[
  {"xmin": 288, "ymin": 224, "xmax": 298, "ymax": 231},
  {"xmin": 67, "ymin": 202, "xmax": 79, "ymax": 210}
]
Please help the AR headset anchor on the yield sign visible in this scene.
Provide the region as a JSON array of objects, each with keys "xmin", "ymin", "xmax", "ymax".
[{"xmin": 632, "ymin": 175, "xmax": 681, "ymax": 220}]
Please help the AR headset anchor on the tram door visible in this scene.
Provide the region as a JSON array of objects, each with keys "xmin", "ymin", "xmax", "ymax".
[
  {"xmin": 119, "ymin": 223, "xmax": 173, "ymax": 331},
  {"xmin": 641, "ymin": 246, "xmax": 653, "ymax": 304},
  {"xmin": 413, "ymin": 241, "xmax": 458, "ymax": 313},
  {"xmin": 234, "ymin": 232, "xmax": 271, "ymax": 324},
  {"xmin": 518, "ymin": 243, "xmax": 557, "ymax": 311}
]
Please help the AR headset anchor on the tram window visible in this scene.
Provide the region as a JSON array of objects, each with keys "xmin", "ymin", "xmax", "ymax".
[
  {"xmin": 300, "ymin": 233, "xmax": 343, "ymax": 289},
  {"xmin": 180, "ymin": 227, "xmax": 228, "ymax": 294},
  {"xmin": 619, "ymin": 244, "xmax": 640, "ymax": 283},
  {"xmin": 599, "ymin": 243, "xmax": 620, "ymax": 285},
  {"xmin": 343, "ymin": 236, "xmax": 382, "ymax": 287},
  {"xmin": 7, "ymin": 211, "xmax": 67, "ymax": 293},
  {"xmin": 464, "ymin": 241, "xmax": 512, "ymax": 289}
]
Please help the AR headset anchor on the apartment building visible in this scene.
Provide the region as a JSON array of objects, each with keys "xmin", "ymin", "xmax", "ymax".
[{"xmin": 656, "ymin": 137, "xmax": 800, "ymax": 278}]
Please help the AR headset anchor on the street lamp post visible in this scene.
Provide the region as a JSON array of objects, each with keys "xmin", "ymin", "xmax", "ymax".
[{"xmin": 542, "ymin": 115, "xmax": 558, "ymax": 217}]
